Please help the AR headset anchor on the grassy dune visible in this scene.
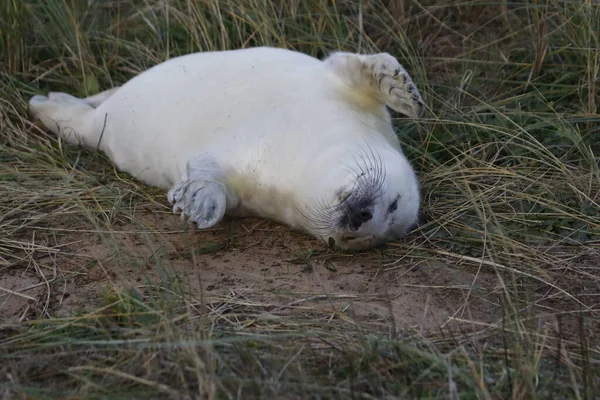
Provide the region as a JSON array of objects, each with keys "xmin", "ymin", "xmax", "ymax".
[{"xmin": 1, "ymin": 0, "xmax": 599, "ymax": 398}]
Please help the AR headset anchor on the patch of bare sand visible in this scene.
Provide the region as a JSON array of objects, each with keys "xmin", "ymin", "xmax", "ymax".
[{"xmin": 1, "ymin": 205, "xmax": 500, "ymax": 334}]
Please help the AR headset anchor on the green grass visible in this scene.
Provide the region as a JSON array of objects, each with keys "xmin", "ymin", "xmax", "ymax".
[{"xmin": 1, "ymin": 0, "xmax": 599, "ymax": 398}]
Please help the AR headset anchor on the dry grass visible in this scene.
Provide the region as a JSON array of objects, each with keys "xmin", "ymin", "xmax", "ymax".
[{"xmin": 1, "ymin": 0, "xmax": 599, "ymax": 398}]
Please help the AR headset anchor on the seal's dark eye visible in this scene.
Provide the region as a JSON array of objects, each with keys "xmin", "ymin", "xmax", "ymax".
[{"xmin": 388, "ymin": 197, "xmax": 399, "ymax": 213}]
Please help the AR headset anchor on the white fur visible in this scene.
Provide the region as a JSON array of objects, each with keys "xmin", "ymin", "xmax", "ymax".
[{"xmin": 29, "ymin": 47, "xmax": 424, "ymax": 250}]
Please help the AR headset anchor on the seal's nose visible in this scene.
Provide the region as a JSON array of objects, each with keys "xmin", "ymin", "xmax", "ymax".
[{"xmin": 347, "ymin": 207, "xmax": 373, "ymax": 231}]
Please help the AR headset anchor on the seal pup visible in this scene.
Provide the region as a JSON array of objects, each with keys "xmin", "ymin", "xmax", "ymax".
[{"xmin": 28, "ymin": 47, "xmax": 425, "ymax": 250}]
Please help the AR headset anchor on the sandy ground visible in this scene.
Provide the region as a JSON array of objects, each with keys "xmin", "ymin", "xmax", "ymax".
[{"xmin": 2, "ymin": 199, "xmax": 503, "ymax": 336}]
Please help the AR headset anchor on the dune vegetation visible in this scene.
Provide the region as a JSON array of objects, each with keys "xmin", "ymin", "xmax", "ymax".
[{"xmin": 1, "ymin": 0, "xmax": 599, "ymax": 398}]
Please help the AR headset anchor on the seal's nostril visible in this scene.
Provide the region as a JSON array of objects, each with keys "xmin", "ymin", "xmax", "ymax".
[
  {"xmin": 328, "ymin": 237, "xmax": 336, "ymax": 248},
  {"xmin": 359, "ymin": 210, "xmax": 372, "ymax": 221}
]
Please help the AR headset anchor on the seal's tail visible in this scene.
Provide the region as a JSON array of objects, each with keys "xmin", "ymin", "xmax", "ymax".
[{"xmin": 29, "ymin": 92, "xmax": 98, "ymax": 147}]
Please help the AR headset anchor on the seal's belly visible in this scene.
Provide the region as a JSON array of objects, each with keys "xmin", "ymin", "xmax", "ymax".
[{"xmin": 92, "ymin": 48, "xmax": 335, "ymax": 188}]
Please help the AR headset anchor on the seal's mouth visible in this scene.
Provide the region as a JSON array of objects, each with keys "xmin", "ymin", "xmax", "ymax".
[
  {"xmin": 328, "ymin": 234, "xmax": 380, "ymax": 251},
  {"xmin": 340, "ymin": 233, "xmax": 368, "ymax": 241}
]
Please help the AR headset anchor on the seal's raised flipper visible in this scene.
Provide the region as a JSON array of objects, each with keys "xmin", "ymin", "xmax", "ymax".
[
  {"xmin": 29, "ymin": 92, "xmax": 97, "ymax": 146},
  {"xmin": 167, "ymin": 155, "xmax": 235, "ymax": 229},
  {"xmin": 324, "ymin": 52, "xmax": 425, "ymax": 118}
]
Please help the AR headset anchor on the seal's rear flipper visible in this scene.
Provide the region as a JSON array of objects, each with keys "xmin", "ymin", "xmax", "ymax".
[
  {"xmin": 83, "ymin": 87, "xmax": 120, "ymax": 108},
  {"xmin": 324, "ymin": 52, "xmax": 425, "ymax": 118},
  {"xmin": 29, "ymin": 92, "xmax": 97, "ymax": 147}
]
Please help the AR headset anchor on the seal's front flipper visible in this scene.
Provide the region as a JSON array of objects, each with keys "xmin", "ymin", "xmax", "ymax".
[
  {"xmin": 168, "ymin": 179, "xmax": 227, "ymax": 228},
  {"xmin": 324, "ymin": 52, "xmax": 425, "ymax": 118},
  {"xmin": 167, "ymin": 154, "xmax": 235, "ymax": 229}
]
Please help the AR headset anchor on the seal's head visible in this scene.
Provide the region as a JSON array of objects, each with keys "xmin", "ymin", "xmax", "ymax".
[{"xmin": 304, "ymin": 145, "xmax": 420, "ymax": 251}]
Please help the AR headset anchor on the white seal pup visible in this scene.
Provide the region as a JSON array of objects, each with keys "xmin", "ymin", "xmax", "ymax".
[{"xmin": 28, "ymin": 47, "xmax": 425, "ymax": 250}]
